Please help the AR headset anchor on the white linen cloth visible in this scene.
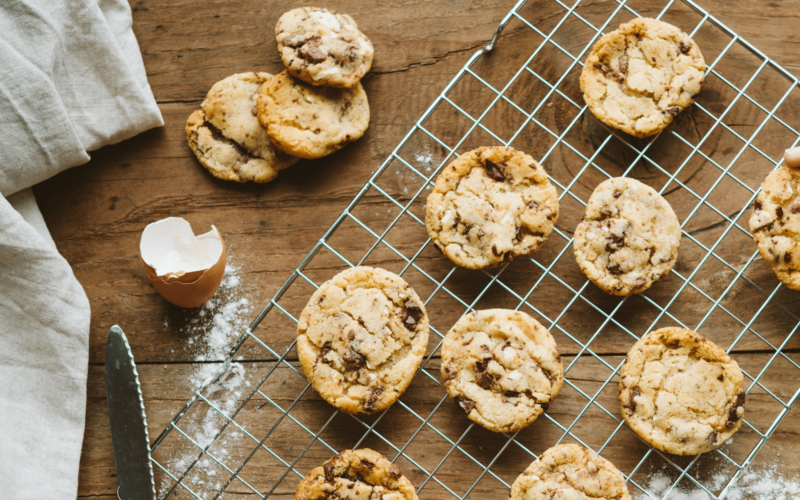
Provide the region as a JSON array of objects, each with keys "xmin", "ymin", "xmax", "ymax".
[{"xmin": 0, "ymin": 0, "xmax": 162, "ymax": 497}]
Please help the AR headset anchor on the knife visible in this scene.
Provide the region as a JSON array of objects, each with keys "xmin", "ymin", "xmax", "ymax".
[{"xmin": 105, "ymin": 325, "xmax": 156, "ymax": 500}]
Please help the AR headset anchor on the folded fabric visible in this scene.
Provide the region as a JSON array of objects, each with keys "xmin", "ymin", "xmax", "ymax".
[{"xmin": 0, "ymin": 0, "xmax": 163, "ymax": 497}]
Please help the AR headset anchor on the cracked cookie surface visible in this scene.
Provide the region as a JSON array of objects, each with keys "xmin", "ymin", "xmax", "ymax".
[
  {"xmin": 186, "ymin": 72, "xmax": 298, "ymax": 183},
  {"xmin": 425, "ymin": 147, "xmax": 559, "ymax": 270},
  {"xmin": 620, "ymin": 327, "xmax": 745, "ymax": 456},
  {"xmin": 294, "ymin": 449, "xmax": 418, "ymax": 500},
  {"xmin": 580, "ymin": 17, "xmax": 705, "ymax": 138},
  {"xmin": 276, "ymin": 7, "xmax": 373, "ymax": 89},
  {"xmin": 749, "ymin": 166, "xmax": 800, "ymax": 290},
  {"xmin": 510, "ymin": 444, "xmax": 632, "ymax": 500},
  {"xmin": 441, "ymin": 309, "xmax": 563, "ymax": 433},
  {"xmin": 574, "ymin": 177, "xmax": 680, "ymax": 296},
  {"xmin": 297, "ymin": 267, "xmax": 429, "ymax": 414},
  {"xmin": 257, "ymin": 70, "xmax": 369, "ymax": 159}
]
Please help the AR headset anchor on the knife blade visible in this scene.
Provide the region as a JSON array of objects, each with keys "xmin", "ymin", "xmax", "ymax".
[{"xmin": 105, "ymin": 325, "xmax": 156, "ymax": 500}]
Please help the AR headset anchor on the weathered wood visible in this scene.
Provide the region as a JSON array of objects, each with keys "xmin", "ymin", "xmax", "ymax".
[{"xmin": 24, "ymin": 0, "xmax": 800, "ymax": 497}]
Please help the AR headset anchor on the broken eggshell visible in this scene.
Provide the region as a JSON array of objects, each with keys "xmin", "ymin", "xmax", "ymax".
[{"xmin": 140, "ymin": 217, "xmax": 226, "ymax": 308}]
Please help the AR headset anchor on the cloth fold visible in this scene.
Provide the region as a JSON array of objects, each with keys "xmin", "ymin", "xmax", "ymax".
[{"xmin": 0, "ymin": 0, "xmax": 162, "ymax": 497}]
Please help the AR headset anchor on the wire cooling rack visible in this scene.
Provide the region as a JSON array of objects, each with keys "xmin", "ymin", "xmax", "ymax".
[{"xmin": 149, "ymin": 0, "xmax": 800, "ymax": 498}]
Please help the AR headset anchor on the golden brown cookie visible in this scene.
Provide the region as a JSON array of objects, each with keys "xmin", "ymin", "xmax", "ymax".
[
  {"xmin": 749, "ymin": 166, "xmax": 800, "ymax": 289},
  {"xmin": 580, "ymin": 18, "xmax": 705, "ymax": 138},
  {"xmin": 441, "ymin": 309, "xmax": 563, "ymax": 433},
  {"xmin": 425, "ymin": 146, "xmax": 559, "ymax": 269},
  {"xmin": 276, "ymin": 7, "xmax": 373, "ymax": 88},
  {"xmin": 294, "ymin": 449, "xmax": 418, "ymax": 500},
  {"xmin": 297, "ymin": 267, "xmax": 429, "ymax": 414},
  {"xmin": 619, "ymin": 327, "xmax": 745, "ymax": 455},
  {"xmin": 510, "ymin": 444, "xmax": 632, "ymax": 500},
  {"xmin": 257, "ymin": 71, "xmax": 370, "ymax": 159}
]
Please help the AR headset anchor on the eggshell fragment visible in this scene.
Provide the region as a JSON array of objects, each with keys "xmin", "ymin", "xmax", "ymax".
[
  {"xmin": 140, "ymin": 217, "xmax": 226, "ymax": 308},
  {"xmin": 785, "ymin": 146, "xmax": 800, "ymax": 168}
]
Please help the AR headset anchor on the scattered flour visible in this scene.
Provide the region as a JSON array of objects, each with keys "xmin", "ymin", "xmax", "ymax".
[
  {"xmin": 157, "ymin": 263, "xmax": 254, "ymax": 499},
  {"xmin": 636, "ymin": 462, "xmax": 800, "ymax": 499}
]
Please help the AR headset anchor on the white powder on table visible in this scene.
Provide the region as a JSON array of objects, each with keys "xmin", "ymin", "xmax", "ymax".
[{"xmin": 157, "ymin": 262, "xmax": 255, "ymax": 499}]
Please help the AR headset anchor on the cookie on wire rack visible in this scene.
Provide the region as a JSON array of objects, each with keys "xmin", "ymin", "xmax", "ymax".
[
  {"xmin": 296, "ymin": 266, "xmax": 429, "ymax": 415},
  {"xmin": 441, "ymin": 309, "xmax": 563, "ymax": 433},
  {"xmin": 294, "ymin": 449, "xmax": 418, "ymax": 500},
  {"xmin": 509, "ymin": 444, "xmax": 632, "ymax": 500},
  {"xmin": 749, "ymin": 166, "xmax": 800, "ymax": 290},
  {"xmin": 619, "ymin": 327, "xmax": 745, "ymax": 455},
  {"xmin": 580, "ymin": 17, "xmax": 705, "ymax": 138},
  {"xmin": 425, "ymin": 146, "xmax": 559, "ymax": 270},
  {"xmin": 573, "ymin": 177, "xmax": 681, "ymax": 296}
]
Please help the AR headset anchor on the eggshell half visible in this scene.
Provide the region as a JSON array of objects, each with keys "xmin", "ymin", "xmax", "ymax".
[{"xmin": 140, "ymin": 218, "xmax": 227, "ymax": 308}]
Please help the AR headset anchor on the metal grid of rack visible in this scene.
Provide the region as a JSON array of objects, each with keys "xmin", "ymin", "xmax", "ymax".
[{"xmin": 150, "ymin": 0, "xmax": 800, "ymax": 498}]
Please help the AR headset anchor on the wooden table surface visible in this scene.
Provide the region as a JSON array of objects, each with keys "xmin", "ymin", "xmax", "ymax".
[{"xmin": 34, "ymin": 0, "xmax": 800, "ymax": 498}]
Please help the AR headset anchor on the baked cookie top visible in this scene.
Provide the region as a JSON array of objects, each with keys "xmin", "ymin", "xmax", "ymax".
[
  {"xmin": 580, "ymin": 18, "xmax": 705, "ymax": 138},
  {"xmin": 441, "ymin": 309, "xmax": 563, "ymax": 433},
  {"xmin": 749, "ymin": 166, "xmax": 800, "ymax": 290},
  {"xmin": 425, "ymin": 147, "xmax": 559, "ymax": 270},
  {"xmin": 276, "ymin": 7, "xmax": 374, "ymax": 89},
  {"xmin": 619, "ymin": 327, "xmax": 745, "ymax": 456},
  {"xmin": 509, "ymin": 444, "xmax": 632, "ymax": 500},
  {"xmin": 186, "ymin": 72, "xmax": 298, "ymax": 183},
  {"xmin": 574, "ymin": 177, "xmax": 681, "ymax": 296},
  {"xmin": 297, "ymin": 267, "xmax": 429, "ymax": 415},
  {"xmin": 257, "ymin": 71, "xmax": 370, "ymax": 159},
  {"xmin": 294, "ymin": 449, "xmax": 418, "ymax": 500}
]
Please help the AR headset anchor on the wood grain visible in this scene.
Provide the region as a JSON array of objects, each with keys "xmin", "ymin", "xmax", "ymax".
[{"xmin": 27, "ymin": 0, "xmax": 800, "ymax": 497}]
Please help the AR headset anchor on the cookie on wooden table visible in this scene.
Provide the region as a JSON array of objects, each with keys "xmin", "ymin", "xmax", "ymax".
[
  {"xmin": 297, "ymin": 266, "xmax": 429, "ymax": 415},
  {"xmin": 619, "ymin": 327, "xmax": 745, "ymax": 455},
  {"xmin": 441, "ymin": 309, "xmax": 563, "ymax": 433},
  {"xmin": 185, "ymin": 72, "xmax": 298, "ymax": 183},
  {"xmin": 510, "ymin": 444, "xmax": 632, "ymax": 500},
  {"xmin": 257, "ymin": 71, "xmax": 370, "ymax": 159},
  {"xmin": 573, "ymin": 177, "xmax": 681, "ymax": 296},
  {"xmin": 425, "ymin": 146, "xmax": 559, "ymax": 270},
  {"xmin": 749, "ymin": 166, "xmax": 800, "ymax": 289},
  {"xmin": 294, "ymin": 449, "xmax": 418, "ymax": 500},
  {"xmin": 276, "ymin": 7, "xmax": 374, "ymax": 89},
  {"xmin": 580, "ymin": 18, "xmax": 705, "ymax": 138}
]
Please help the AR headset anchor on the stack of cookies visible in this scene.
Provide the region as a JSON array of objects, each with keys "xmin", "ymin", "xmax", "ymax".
[{"xmin": 186, "ymin": 7, "xmax": 373, "ymax": 183}]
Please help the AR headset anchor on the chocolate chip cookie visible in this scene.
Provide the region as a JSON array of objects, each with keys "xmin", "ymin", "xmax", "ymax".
[
  {"xmin": 510, "ymin": 444, "xmax": 632, "ymax": 500},
  {"xmin": 425, "ymin": 146, "xmax": 559, "ymax": 270},
  {"xmin": 257, "ymin": 71, "xmax": 370, "ymax": 159},
  {"xmin": 574, "ymin": 177, "xmax": 681, "ymax": 296},
  {"xmin": 580, "ymin": 18, "xmax": 705, "ymax": 138},
  {"xmin": 620, "ymin": 327, "xmax": 745, "ymax": 456},
  {"xmin": 294, "ymin": 449, "xmax": 418, "ymax": 500},
  {"xmin": 441, "ymin": 309, "xmax": 563, "ymax": 433},
  {"xmin": 749, "ymin": 166, "xmax": 800, "ymax": 289},
  {"xmin": 185, "ymin": 72, "xmax": 299, "ymax": 183},
  {"xmin": 297, "ymin": 267, "xmax": 429, "ymax": 415},
  {"xmin": 276, "ymin": 7, "xmax": 374, "ymax": 89}
]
